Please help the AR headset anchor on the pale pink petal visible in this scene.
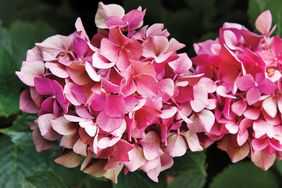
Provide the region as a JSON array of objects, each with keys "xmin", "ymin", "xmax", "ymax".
[
  {"xmin": 158, "ymin": 78, "xmax": 174, "ymax": 100},
  {"xmin": 124, "ymin": 145, "xmax": 146, "ymax": 171},
  {"xmin": 50, "ymin": 116, "xmax": 77, "ymax": 135},
  {"xmin": 85, "ymin": 62, "xmax": 101, "ymax": 82},
  {"xmin": 243, "ymin": 108, "xmax": 260, "ymax": 120},
  {"xmin": 255, "ymin": 10, "xmax": 272, "ymax": 35},
  {"xmin": 182, "ymin": 131, "xmax": 203, "ymax": 151},
  {"xmin": 253, "ymin": 120, "xmax": 268, "ymax": 138},
  {"xmin": 37, "ymin": 114, "xmax": 59, "ymax": 141},
  {"xmin": 262, "ymin": 97, "xmax": 277, "ymax": 118},
  {"xmin": 231, "ymin": 100, "xmax": 247, "ymax": 116},
  {"xmin": 45, "ymin": 62, "xmax": 68, "ymax": 78},
  {"xmin": 92, "ymin": 52, "xmax": 115, "ymax": 69},
  {"xmin": 95, "ymin": 2, "xmax": 125, "ymax": 29},
  {"xmin": 16, "ymin": 61, "xmax": 44, "ymax": 86},
  {"xmin": 199, "ymin": 109, "xmax": 215, "ymax": 132},
  {"xmin": 167, "ymin": 133, "xmax": 187, "ymax": 157},
  {"xmin": 168, "ymin": 53, "xmax": 192, "ymax": 75}
]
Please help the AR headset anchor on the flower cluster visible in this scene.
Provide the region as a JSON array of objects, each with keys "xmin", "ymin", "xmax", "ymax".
[
  {"xmin": 16, "ymin": 1, "xmax": 282, "ymax": 182},
  {"xmin": 192, "ymin": 10, "xmax": 282, "ymax": 169},
  {"xmin": 16, "ymin": 2, "xmax": 209, "ymax": 182}
]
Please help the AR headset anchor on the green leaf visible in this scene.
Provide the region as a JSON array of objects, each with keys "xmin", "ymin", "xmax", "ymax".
[
  {"xmin": 0, "ymin": 114, "xmax": 35, "ymax": 149},
  {"xmin": 210, "ymin": 162, "xmax": 279, "ymax": 188},
  {"xmin": 114, "ymin": 171, "xmax": 167, "ymax": 188},
  {"xmin": 167, "ymin": 152, "xmax": 207, "ymax": 188},
  {"xmin": 8, "ymin": 21, "xmax": 55, "ymax": 65},
  {"xmin": 276, "ymin": 160, "xmax": 282, "ymax": 175},
  {"xmin": 23, "ymin": 171, "xmax": 67, "ymax": 188},
  {"xmin": 248, "ymin": 0, "xmax": 282, "ymax": 35},
  {"xmin": 0, "ymin": 136, "xmax": 51, "ymax": 188},
  {"xmin": 0, "ymin": 47, "xmax": 21, "ymax": 117}
]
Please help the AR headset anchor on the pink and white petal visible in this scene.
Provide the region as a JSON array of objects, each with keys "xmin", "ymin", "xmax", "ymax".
[
  {"xmin": 262, "ymin": 97, "xmax": 277, "ymax": 118},
  {"xmin": 167, "ymin": 133, "xmax": 187, "ymax": 157},
  {"xmin": 50, "ymin": 116, "xmax": 77, "ymax": 135},
  {"xmin": 85, "ymin": 62, "xmax": 101, "ymax": 82},
  {"xmin": 199, "ymin": 109, "xmax": 215, "ymax": 132},
  {"xmin": 253, "ymin": 120, "xmax": 268, "ymax": 138},
  {"xmin": 95, "ymin": 2, "xmax": 125, "ymax": 29},
  {"xmin": 124, "ymin": 145, "xmax": 146, "ymax": 172},
  {"xmin": 182, "ymin": 131, "xmax": 203, "ymax": 152},
  {"xmin": 243, "ymin": 108, "xmax": 260, "ymax": 120},
  {"xmin": 37, "ymin": 114, "xmax": 59, "ymax": 141},
  {"xmin": 92, "ymin": 52, "xmax": 115, "ymax": 69},
  {"xmin": 160, "ymin": 107, "xmax": 177, "ymax": 119},
  {"xmin": 231, "ymin": 100, "xmax": 247, "ymax": 116},
  {"xmin": 45, "ymin": 62, "xmax": 68, "ymax": 78},
  {"xmin": 158, "ymin": 78, "xmax": 175, "ymax": 100},
  {"xmin": 255, "ymin": 10, "xmax": 272, "ymax": 35}
]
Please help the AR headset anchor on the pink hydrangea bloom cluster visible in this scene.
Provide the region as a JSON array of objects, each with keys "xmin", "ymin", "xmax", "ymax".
[
  {"xmin": 16, "ymin": 1, "xmax": 282, "ymax": 182},
  {"xmin": 193, "ymin": 10, "xmax": 282, "ymax": 170},
  {"xmin": 16, "ymin": 2, "xmax": 207, "ymax": 182}
]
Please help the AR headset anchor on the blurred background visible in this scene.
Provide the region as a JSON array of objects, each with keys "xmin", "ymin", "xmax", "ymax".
[{"xmin": 0, "ymin": 0, "xmax": 281, "ymax": 188}]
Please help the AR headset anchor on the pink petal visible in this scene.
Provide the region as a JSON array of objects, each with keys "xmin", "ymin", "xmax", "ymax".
[
  {"xmin": 158, "ymin": 78, "xmax": 174, "ymax": 100},
  {"xmin": 50, "ymin": 116, "xmax": 77, "ymax": 135},
  {"xmin": 15, "ymin": 61, "xmax": 44, "ymax": 86},
  {"xmin": 45, "ymin": 62, "xmax": 68, "ymax": 78},
  {"xmin": 199, "ymin": 109, "xmax": 215, "ymax": 132},
  {"xmin": 262, "ymin": 97, "xmax": 277, "ymax": 118},
  {"xmin": 96, "ymin": 111, "xmax": 123, "ymax": 133},
  {"xmin": 105, "ymin": 95, "xmax": 125, "ymax": 117},
  {"xmin": 258, "ymin": 78, "xmax": 276, "ymax": 95},
  {"xmin": 243, "ymin": 108, "xmax": 260, "ymax": 120},
  {"xmin": 182, "ymin": 130, "xmax": 203, "ymax": 151},
  {"xmin": 85, "ymin": 62, "xmax": 101, "ymax": 82},
  {"xmin": 236, "ymin": 74, "xmax": 255, "ymax": 91},
  {"xmin": 135, "ymin": 75, "xmax": 158, "ymax": 97},
  {"xmin": 253, "ymin": 120, "xmax": 268, "ymax": 138},
  {"xmin": 95, "ymin": 2, "xmax": 125, "ymax": 29},
  {"xmin": 168, "ymin": 53, "xmax": 192, "ymax": 75},
  {"xmin": 246, "ymin": 87, "xmax": 261, "ymax": 105},
  {"xmin": 255, "ymin": 10, "xmax": 272, "ymax": 35},
  {"xmin": 167, "ymin": 133, "xmax": 187, "ymax": 157},
  {"xmin": 19, "ymin": 90, "xmax": 39, "ymax": 113},
  {"xmin": 73, "ymin": 139, "xmax": 87, "ymax": 156},
  {"xmin": 251, "ymin": 149, "xmax": 276, "ymax": 170},
  {"xmin": 231, "ymin": 100, "xmax": 247, "ymax": 116},
  {"xmin": 34, "ymin": 77, "xmax": 54, "ymax": 95},
  {"xmin": 92, "ymin": 52, "xmax": 115, "ymax": 69},
  {"xmin": 37, "ymin": 114, "xmax": 59, "ymax": 141},
  {"xmin": 100, "ymin": 38, "xmax": 120, "ymax": 63},
  {"xmin": 141, "ymin": 131, "xmax": 163, "ymax": 160},
  {"xmin": 160, "ymin": 107, "xmax": 177, "ymax": 119}
]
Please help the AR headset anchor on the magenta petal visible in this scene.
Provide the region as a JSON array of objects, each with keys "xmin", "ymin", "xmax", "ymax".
[
  {"xmin": 105, "ymin": 95, "xmax": 125, "ymax": 117},
  {"xmin": 34, "ymin": 77, "xmax": 54, "ymax": 95},
  {"xmin": 258, "ymin": 78, "xmax": 276, "ymax": 95},
  {"xmin": 246, "ymin": 87, "xmax": 261, "ymax": 105},
  {"xmin": 73, "ymin": 36, "xmax": 88, "ymax": 58}
]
